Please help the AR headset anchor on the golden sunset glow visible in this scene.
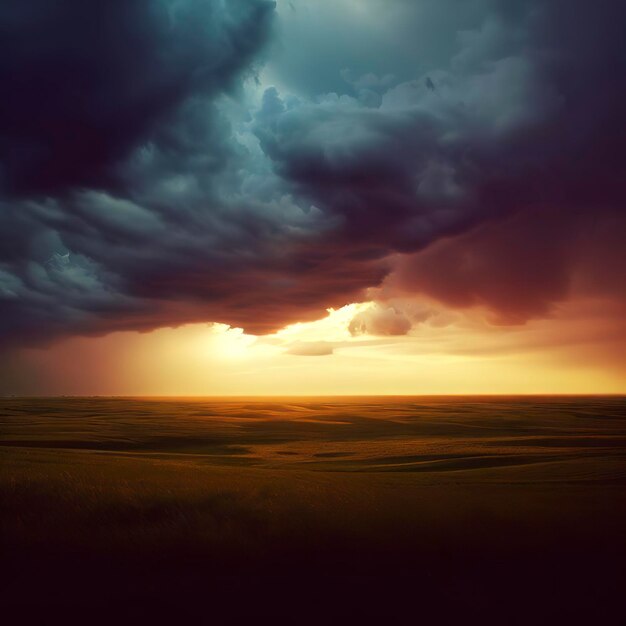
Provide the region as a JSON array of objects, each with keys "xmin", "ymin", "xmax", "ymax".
[
  {"xmin": 2, "ymin": 2, "xmax": 626, "ymax": 623},
  {"xmin": 6, "ymin": 298, "xmax": 622, "ymax": 397}
]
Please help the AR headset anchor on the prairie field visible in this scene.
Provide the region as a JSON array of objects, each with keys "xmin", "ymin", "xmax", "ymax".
[{"xmin": 1, "ymin": 396, "xmax": 626, "ymax": 624}]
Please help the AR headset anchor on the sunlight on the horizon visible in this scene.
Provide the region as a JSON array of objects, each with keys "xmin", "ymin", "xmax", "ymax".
[
  {"xmin": 5, "ymin": 297, "xmax": 620, "ymax": 397},
  {"xmin": 273, "ymin": 303, "xmax": 370, "ymax": 342},
  {"xmin": 208, "ymin": 325, "xmax": 261, "ymax": 360},
  {"xmin": 194, "ymin": 304, "xmax": 372, "ymax": 362}
]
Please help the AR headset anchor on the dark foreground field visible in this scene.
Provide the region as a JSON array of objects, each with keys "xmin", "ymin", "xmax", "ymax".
[{"xmin": 1, "ymin": 396, "xmax": 626, "ymax": 625}]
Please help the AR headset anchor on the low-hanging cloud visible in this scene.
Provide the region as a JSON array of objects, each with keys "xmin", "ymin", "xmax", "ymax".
[
  {"xmin": 349, "ymin": 305, "xmax": 412, "ymax": 337},
  {"xmin": 385, "ymin": 207, "xmax": 626, "ymax": 324},
  {"xmin": 286, "ymin": 341, "xmax": 334, "ymax": 357},
  {"xmin": 1, "ymin": 0, "xmax": 625, "ymax": 349}
]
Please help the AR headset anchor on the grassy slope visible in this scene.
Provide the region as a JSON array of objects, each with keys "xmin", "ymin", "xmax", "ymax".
[{"xmin": 1, "ymin": 397, "xmax": 626, "ymax": 624}]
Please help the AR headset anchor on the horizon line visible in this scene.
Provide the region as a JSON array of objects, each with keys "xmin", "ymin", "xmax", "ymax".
[{"xmin": 2, "ymin": 393, "xmax": 624, "ymax": 400}]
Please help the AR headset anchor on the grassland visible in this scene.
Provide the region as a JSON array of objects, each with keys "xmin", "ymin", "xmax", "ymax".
[{"xmin": 1, "ymin": 396, "xmax": 625, "ymax": 624}]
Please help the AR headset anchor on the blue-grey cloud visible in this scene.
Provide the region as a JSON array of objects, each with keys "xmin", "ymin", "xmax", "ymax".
[{"xmin": 0, "ymin": 0, "xmax": 625, "ymax": 349}]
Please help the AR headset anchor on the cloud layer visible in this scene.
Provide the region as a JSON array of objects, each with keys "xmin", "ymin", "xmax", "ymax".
[{"xmin": 1, "ymin": 0, "xmax": 625, "ymax": 348}]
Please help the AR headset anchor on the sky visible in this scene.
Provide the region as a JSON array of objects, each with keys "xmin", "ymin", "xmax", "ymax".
[{"xmin": 0, "ymin": 0, "xmax": 624, "ymax": 395}]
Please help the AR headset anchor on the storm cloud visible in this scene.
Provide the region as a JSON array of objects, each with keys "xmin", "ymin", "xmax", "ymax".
[{"xmin": 1, "ymin": 0, "xmax": 625, "ymax": 348}]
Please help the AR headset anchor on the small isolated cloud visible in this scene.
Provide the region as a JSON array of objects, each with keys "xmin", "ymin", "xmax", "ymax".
[
  {"xmin": 285, "ymin": 341, "xmax": 334, "ymax": 356},
  {"xmin": 349, "ymin": 304, "xmax": 412, "ymax": 337}
]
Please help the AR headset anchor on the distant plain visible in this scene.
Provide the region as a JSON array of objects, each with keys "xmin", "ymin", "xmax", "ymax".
[{"xmin": 2, "ymin": 396, "xmax": 625, "ymax": 624}]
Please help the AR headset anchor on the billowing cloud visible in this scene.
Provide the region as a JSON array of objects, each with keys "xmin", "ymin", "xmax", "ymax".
[
  {"xmin": 383, "ymin": 208, "xmax": 626, "ymax": 324},
  {"xmin": 0, "ymin": 0, "xmax": 274, "ymax": 196},
  {"xmin": 349, "ymin": 304, "xmax": 412, "ymax": 337},
  {"xmin": 1, "ymin": 0, "xmax": 625, "ymax": 350}
]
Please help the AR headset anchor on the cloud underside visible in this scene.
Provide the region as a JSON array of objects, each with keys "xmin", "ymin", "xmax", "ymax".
[{"xmin": 0, "ymin": 0, "xmax": 625, "ymax": 347}]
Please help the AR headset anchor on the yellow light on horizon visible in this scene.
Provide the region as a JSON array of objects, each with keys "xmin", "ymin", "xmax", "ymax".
[{"xmin": 9, "ymin": 298, "xmax": 625, "ymax": 396}]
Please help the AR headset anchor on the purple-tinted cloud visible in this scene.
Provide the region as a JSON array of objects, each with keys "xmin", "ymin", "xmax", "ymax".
[{"xmin": 0, "ymin": 0, "xmax": 625, "ymax": 349}]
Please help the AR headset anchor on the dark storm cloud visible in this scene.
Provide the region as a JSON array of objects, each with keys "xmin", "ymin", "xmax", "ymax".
[
  {"xmin": 386, "ymin": 208, "xmax": 626, "ymax": 325},
  {"xmin": 0, "ymin": 0, "xmax": 274, "ymax": 196},
  {"xmin": 0, "ymin": 0, "xmax": 281, "ymax": 346},
  {"xmin": 256, "ymin": 0, "xmax": 626, "ymax": 324},
  {"xmin": 1, "ymin": 0, "xmax": 625, "ymax": 348}
]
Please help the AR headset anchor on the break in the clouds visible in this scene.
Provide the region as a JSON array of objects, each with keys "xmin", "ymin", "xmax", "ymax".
[{"xmin": 0, "ymin": 0, "xmax": 625, "ymax": 348}]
